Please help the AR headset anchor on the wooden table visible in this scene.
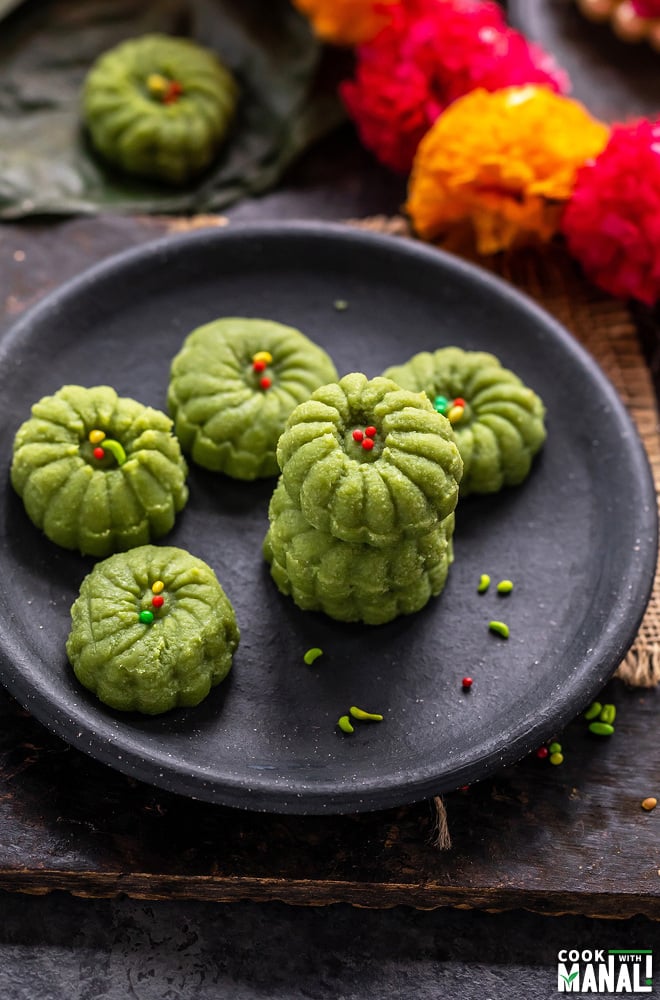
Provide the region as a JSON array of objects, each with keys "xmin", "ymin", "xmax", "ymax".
[
  {"xmin": 3, "ymin": 2, "xmax": 660, "ymax": 922},
  {"xmin": 1, "ymin": 142, "xmax": 659, "ymax": 917}
]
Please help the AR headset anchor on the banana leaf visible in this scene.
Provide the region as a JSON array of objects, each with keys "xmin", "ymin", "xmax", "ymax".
[{"xmin": 0, "ymin": 0, "xmax": 344, "ymax": 218}]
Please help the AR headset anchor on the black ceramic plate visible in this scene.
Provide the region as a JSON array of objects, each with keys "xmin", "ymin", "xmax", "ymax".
[{"xmin": 0, "ymin": 223, "xmax": 655, "ymax": 814}]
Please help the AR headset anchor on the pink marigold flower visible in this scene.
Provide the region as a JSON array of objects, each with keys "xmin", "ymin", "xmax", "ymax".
[
  {"xmin": 631, "ymin": 0, "xmax": 660, "ymax": 17},
  {"xmin": 341, "ymin": 0, "xmax": 569, "ymax": 173},
  {"xmin": 562, "ymin": 119, "xmax": 660, "ymax": 305}
]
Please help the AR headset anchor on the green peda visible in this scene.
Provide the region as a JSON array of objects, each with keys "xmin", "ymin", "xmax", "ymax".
[
  {"xmin": 168, "ymin": 317, "xmax": 338, "ymax": 480},
  {"xmin": 264, "ymin": 481, "xmax": 455, "ymax": 625},
  {"xmin": 277, "ymin": 373, "xmax": 463, "ymax": 547},
  {"xmin": 82, "ymin": 34, "xmax": 238, "ymax": 185},
  {"xmin": 67, "ymin": 545, "xmax": 239, "ymax": 714},
  {"xmin": 11, "ymin": 385, "xmax": 188, "ymax": 557},
  {"xmin": 384, "ymin": 347, "xmax": 546, "ymax": 496}
]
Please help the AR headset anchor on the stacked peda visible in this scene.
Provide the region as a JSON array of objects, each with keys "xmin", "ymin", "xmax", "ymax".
[{"xmin": 263, "ymin": 372, "xmax": 464, "ymax": 625}]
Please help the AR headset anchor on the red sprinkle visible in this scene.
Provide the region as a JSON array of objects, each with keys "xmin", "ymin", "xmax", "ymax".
[
  {"xmin": 259, "ymin": 376, "xmax": 272, "ymax": 390},
  {"xmin": 536, "ymin": 746, "xmax": 549, "ymax": 759},
  {"xmin": 93, "ymin": 447, "xmax": 105, "ymax": 460},
  {"xmin": 163, "ymin": 80, "xmax": 183, "ymax": 104},
  {"xmin": 352, "ymin": 429, "xmax": 364, "ymax": 442},
  {"xmin": 361, "ymin": 438, "xmax": 374, "ymax": 451},
  {"xmin": 253, "ymin": 359, "xmax": 267, "ymax": 373},
  {"xmin": 453, "ymin": 397, "xmax": 466, "ymax": 408},
  {"xmin": 462, "ymin": 676, "xmax": 473, "ymax": 690},
  {"xmin": 152, "ymin": 595, "xmax": 165, "ymax": 609},
  {"xmin": 365, "ymin": 426, "xmax": 377, "ymax": 438}
]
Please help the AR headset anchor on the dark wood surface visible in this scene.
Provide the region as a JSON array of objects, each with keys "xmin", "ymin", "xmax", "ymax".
[
  {"xmin": 1, "ymin": 177, "xmax": 660, "ymax": 917},
  {"xmin": 2, "ymin": 1, "xmax": 660, "ymax": 913}
]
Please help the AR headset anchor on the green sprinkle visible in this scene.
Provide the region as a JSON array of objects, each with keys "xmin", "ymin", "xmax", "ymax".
[
  {"xmin": 549, "ymin": 752, "xmax": 564, "ymax": 766},
  {"xmin": 497, "ymin": 579, "xmax": 513, "ymax": 595},
  {"xmin": 333, "ymin": 299, "xmax": 349, "ymax": 311},
  {"xmin": 588, "ymin": 721, "xmax": 615, "ymax": 736},
  {"xmin": 338, "ymin": 715, "xmax": 354, "ymax": 734},
  {"xmin": 433, "ymin": 395, "xmax": 450, "ymax": 415},
  {"xmin": 477, "ymin": 573, "xmax": 491, "ymax": 594},
  {"xmin": 489, "ymin": 620, "xmax": 509, "ymax": 639},
  {"xmin": 549, "ymin": 741, "xmax": 562, "ymax": 754},
  {"xmin": 584, "ymin": 701, "xmax": 602, "ymax": 721},
  {"xmin": 303, "ymin": 647, "xmax": 323, "ymax": 666},
  {"xmin": 349, "ymin": 706, "xmax": 383, "ymax": 722},
  {"xmin": 102, "ymin": 438, "xmax": 127, "ymax": 466},
  {"xmin": 139, "ymin": 609, "xmax": 154, "ymax": 624},
  {"xmin": 599, "ymin": 703, "xmax": 616, "ymax": 725}
]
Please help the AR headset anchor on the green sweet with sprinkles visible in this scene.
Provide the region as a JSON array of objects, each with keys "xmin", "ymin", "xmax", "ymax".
[
  {"xmin": 11, "ymin": 385, "xmax": 188, "ymax": 557},
  {"xmin": 264, "ymin": 372, "xmax": 462, "ymax": 625},
  {"xmin": 82, "ymin": 34, "xmax": 238, "ymax": 185},
  {"xmin": 277, "ymin": 372, "xmax": 463, "ymax": 546},
  {"xmin": 384, "ymin": 347, "xmax": 546, "ymax": 495},
  {"xmin": 168, "ymin": 317, "xmax": 338, "ymax": 480},
  {"xmin": 67, "ymin": 545, "xmax": 239, "ymax": 715},
  {"xmin": 264, "ymin": 480, "xmax": 455, "ymax": 625}
]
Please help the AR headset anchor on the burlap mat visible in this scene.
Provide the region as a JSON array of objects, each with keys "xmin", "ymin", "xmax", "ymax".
[{"xmin": 353, "ymin": 216, "xmax": 660, "ymax": 688}]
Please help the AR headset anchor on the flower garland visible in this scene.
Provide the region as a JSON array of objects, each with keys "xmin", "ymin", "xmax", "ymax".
[
  {"xmin": 341, "ymin": 0, "xmax": 568, "ymax": 173},
  {"xmin": 577, "ymin": 1, "xmax": 660, "ymax": 47},
  {"xmin": 294, "ymin": 0, "xmax": 660, "ymax": 305}
]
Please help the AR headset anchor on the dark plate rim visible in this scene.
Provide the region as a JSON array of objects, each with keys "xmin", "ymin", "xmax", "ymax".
[{"xmin": 0, "ymin": 220, "xmax": 656, "ymax": 814}]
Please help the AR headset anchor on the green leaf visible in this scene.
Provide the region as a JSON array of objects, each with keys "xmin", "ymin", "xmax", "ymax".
[
  {"xmin": 560, "ymin": 972, "xmax": 579, "ymax": 985},
  {"xmin": 0, "ymin": 0, "xmax": 345, "ymax": 218}
]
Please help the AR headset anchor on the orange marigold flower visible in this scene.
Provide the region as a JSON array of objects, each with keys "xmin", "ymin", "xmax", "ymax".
[
  {"xmin": 406, "ymin": 86, "xmax": 610, "ymax": 254},
  {"xmin": 291, "ymin": 0, "xmax": 398, "ymax": 46}
]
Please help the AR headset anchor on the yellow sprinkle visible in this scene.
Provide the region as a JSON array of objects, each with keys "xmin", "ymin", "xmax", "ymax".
[
  {"xmin": 151, "ymin": 580, "xmax": 165, "ymax": 595},
  {"xmin": 349, "ymin": 706, "xmax": 383, "ymax": 722},
  {"xmin": 147, "ymin": 73, "xmax": 168, "ymax": 95},
  {"xmin": 549, "ymin": 752, "xmax": 564, "ymax": 766},
  {"xmin": 252, "ymin": 351, "xmax": 272, "ymax": 364},
  {"xmin": 497, "ymin": 580, "xmax": 514, "ymax": 595},
  {"xmin": 642, "ymin": 797, "xmax": 657, "ymax": 812},
  {"xmin": 89, "ymin": 429, "xmax": 106, "ymax": 444},
  {"xmin": 337, "ymin": 715, "xmax": 354, "ymax": 734},
  {"xmin": 447, "ymin": 405, "xmax": 464, "ymax": 424}
]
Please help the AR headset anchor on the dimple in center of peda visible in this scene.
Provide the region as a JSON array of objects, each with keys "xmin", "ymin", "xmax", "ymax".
[
  {"xmin": 84, "ymin": 429, "xmax": 127, "ymax": 469},
  {"xmin": 249, "ymin": 350, "xmax": 274, "ymax": 391},
  {"xmin": 138, "ymin": 579, "xmax": 168, "ymax": 624},
  {"xmin": 146, "ymin": 73, "xmax": 184, "ymax": 105},
  {"xmin": 348, "ymin": 423, "xmax": 382, "ymax": 461},
  {"xmin": 433, "ymin": 395, "xmax": 469, "ymax": 425}
]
